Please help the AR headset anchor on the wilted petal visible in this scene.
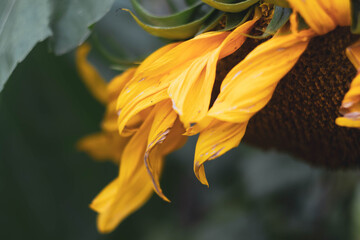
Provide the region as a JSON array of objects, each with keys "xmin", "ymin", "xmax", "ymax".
[
  {"xmin": 194, "ymin": 120, "xmax": 247, "ymax": 186},
  {"xmin": 168, "ymin": 19, "xmax": 258, "ymax": 128},
  {"xmin": 145, "ymin": 101, "xmax": 186, "ymax": 201},
  {"xmin": 208, "ymin": 30, "xmax": 313, "ymax": 123},
  {"xmin": 117, "ymin": 65, "xmax": 188, "ymax": 135}
]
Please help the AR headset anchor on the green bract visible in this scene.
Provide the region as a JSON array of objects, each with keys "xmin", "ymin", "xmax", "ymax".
[
  {"xmin": 123, "ymin": 7, "xmax": 215, "ymax": 39},
  {"xmin": 200, "ymin": 0, "xmax": 259, "ymax": 13},
  {"xmin": 126, "ymin": 0, "xmax": 260, "ymax": 40},
  {"xmin": 351, "ymin": 0, "xmax": 360, "ymax": 34},
  {"xmin": 261, "ymin": 6, "xmax": 291, "ymax": 37}
]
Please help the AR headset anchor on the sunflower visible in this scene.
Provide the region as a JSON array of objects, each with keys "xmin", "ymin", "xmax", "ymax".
[{"xmin": 78, "ymin": 0, "xmax": 360, "ymax": 233}]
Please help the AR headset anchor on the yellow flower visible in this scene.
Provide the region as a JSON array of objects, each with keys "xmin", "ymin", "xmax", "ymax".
[
  {"xmin": 78, "ymin": 0, "xmax": 360, "ymax": 233},
  {"xmin": 194, "ymin": 0, "xmax": 358, "ymax": 184}
]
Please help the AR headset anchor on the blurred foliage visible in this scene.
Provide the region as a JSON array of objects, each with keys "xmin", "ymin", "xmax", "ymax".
[
  {"xmin": 2, "ymin": 1, "xmax": 360, "ymax": 240},
  {"xmin": 0, "ymin": 0, "xmax": 114, "ymax": 92}
]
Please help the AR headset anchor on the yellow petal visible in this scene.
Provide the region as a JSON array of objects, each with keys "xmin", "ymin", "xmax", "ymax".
[
  {"xmin": 208, "ymin": 30, "xmax": 313, "ymax": 123},
  {"xmin": 138, "ymin": 31, "xmax": 228, "ymax": 79},
  {"xmin": 117, "ymin": 65, "xmax": 188, "ymax": 135},
  {"xmin": 336, "ymin": 117, "xmax": 360, "ymax": 128},
  {"xmin": 346, "ymin": 39, "xmax": 360, "ymax": 71},
  {"xmin": 168, "ymin": 19, "xmax": 258, "ymax": 128},
  {"xmin": 76, "ymin": 43, "xmax": 108, "ymax": 104},
  {"xmin": 115, "ymin": 43, "xmax": 180, "ymax": 128},
  {"xmin": 90, "ymin": 177, "xmax": 120, "ymax": 212},
  {"xmin": 77, "ymin": 132, "xmax": 128, "ymax": 164},
  {"xmin": 101, "ymin": 99, "xmax": 118, "ymax": 132},
  {"xmin": 132, "ymin": 42, "xmax": 181, "ymax": 80},
  {"xmin": 336, "ymin": 40, "xmax": 360, "ymax": 128},
  {"xmin": 317, "ymin": 0, "xmax": 351, "ymax": 27},
  {"xmin": 194, "ymin": 120, "xmax": 248, "ymax": 186},
  {"xmin": 168, "ymin": 56, "xmax": 209, "ymax": 127},
  {"xmin": 336, "ymin": 73, "xmax": 360, "ymax": 128},
  {"xmin": 287, "ymin": 0, "xmax": 337, "ymax": 35},
  {"xmin": 92, "ymin": 110, "xmax": 156, "ymax": 233},
  {"xmin": 95, "ymin": 170, "xmax": 154, "ymax": 233},
  {"xmin": 144, "ymin": 101, "xmax": 183, "ymax": 201},
  {"xmin": 117, "ymin": 89, "xmax": 168, "ymax": 135}
]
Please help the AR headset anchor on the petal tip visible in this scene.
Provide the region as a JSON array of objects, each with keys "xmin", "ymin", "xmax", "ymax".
[{"xmin": 194, "ymin": 161, "xmax": 209, "ymax": 187}]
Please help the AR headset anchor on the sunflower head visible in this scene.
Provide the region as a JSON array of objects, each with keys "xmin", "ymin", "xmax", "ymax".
[{"xmin": 78, "ymin": 0, "xmax": 360, "ymax": 233}]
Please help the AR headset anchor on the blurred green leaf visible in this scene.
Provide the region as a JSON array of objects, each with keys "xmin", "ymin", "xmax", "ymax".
[
  {"xmin": 49, "ymin": 0, "xmax": 115, "ymax": 55},
  {"xmin": 201, "ymin": 0, "xmax": 259, "ymax": 13},
  {"xmin": 0, "ymin": 0, "xmax": 52, "ymax": 92},
  {"xmin": 131, "ymin": 0, "xmax": 203, "ymax": 26},
  {"xmin": 122, "ymin": 6, "xmax": 214, "ymax": 39},
  {"xmin": 0, "ymin": 0, "xmax": 114, "ymax": 93}
]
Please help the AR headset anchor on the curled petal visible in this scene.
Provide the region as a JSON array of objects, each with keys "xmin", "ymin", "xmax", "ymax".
[
  {"xmin": 194, "ymin": 120, "xmax": 248, "ymax": 186},
  {"xmin": 208, "ymin": 30, "xmax": 313, "ymax": 123},
  {"xmin": 76, "ymin": 43, "xmax": 108, "ymax": 104},
  {"xmin": 117, "ymin": 65, "xmax": 188, "ymax": 135},
  {"xmin": 168, "ymin": 19, "xmax": 258, "ymax": 128},
  {"xmin": 144, "ymin": 101, "xmax": 178, "ymax": 201}
]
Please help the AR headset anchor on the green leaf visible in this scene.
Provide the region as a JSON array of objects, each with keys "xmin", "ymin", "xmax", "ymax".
[
  {"xmin": 261, "ymin": 6, "xmax": 291, "ymax": 37},
  {"xmin": 351, "ymin": 0, "xmax": 360, "ymax": 34},
  {"xmin": 201, "ymin": 0, "xmax": 259, "ymax": 13},
  {"xmin": 0, "ymin": 0, "xmax": 52, "ymax": 92},
  {"xmin": 0, "ymin": 0, "xmax": 114, "ymax": 93},
  {"xmin": 49, "ymin": 0, "xmax": 115, "ymax": 55},
  {"xmin": 122, "ymin": 6, "xmax": 215, "ymax": 39},
  {"xmin": 131, "ymin": 0, "xmax": 203, "ymax": 26}
]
